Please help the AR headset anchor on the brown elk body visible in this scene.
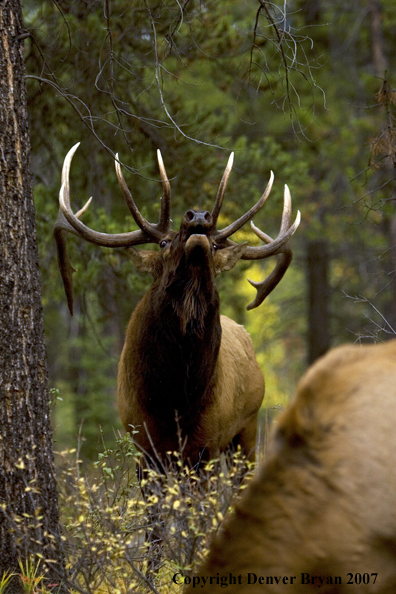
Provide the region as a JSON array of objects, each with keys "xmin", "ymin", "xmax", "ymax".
[
  {"xmin": 184, "ymin": 340, "xmax": 396, "ymax": 593},
  {"xmin": 55, "ymin": 144, "xmax": 300, "ymax": 467}
]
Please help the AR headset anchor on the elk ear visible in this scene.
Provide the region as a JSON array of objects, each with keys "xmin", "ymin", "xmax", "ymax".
[
  {"xmin": 126, "ymin": 247, "xmax": 161, "ymax": 277},
  {"xmin": 214, "ymin": 242, "xmax": 247, "ymax": 275}
]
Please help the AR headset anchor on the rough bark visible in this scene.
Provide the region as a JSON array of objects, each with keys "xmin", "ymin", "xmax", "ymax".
[{"xmin": 0, "ymin": 1, "xmax": 64, "ymax": 588}]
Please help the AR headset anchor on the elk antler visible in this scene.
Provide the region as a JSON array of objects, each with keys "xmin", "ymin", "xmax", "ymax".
[
  {"xmin": 244, "ymin": 185, "xmax": 300, "ymax": 309},
  {"xmin": 54, "ymin": 143, "xmax": 171, "ymax": 314},
  {"xmin": 211, "ymin": 152, "xmax": 234, "ymax": 227},
  {"xmin": 156, "ymin": 149, "xmax": 171, "ymax": 233},
  {"xmin": 210, "ymin": 154, "xmax": 300, "ymax": 310},
  {"xmin": 55, "ymin": 145, "xmax": 300, "ymax": 315},
  {"xmin": 213, "ymin": 170, "xmax": 275, "ymax": 241}
]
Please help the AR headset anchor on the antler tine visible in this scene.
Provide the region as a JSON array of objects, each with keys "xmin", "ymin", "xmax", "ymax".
[
  {"xmin": 279, "ymin": 184, "xmax": 292, "ymax": 233},
  {"xmin": 58, "ymin": 147, "xmax": 149, "ymax": 247},
  {"xmin": 60, "ymin": 142, "xmax": 80, "ymax": 212},
  {"xmin": 55, "ymin": 144, "xmax": 162, "ymax": 315},
  {"xmin": 53, "ymin": 195, "xmax": 93, "ymax": 315},
  {"xmin": 241, "ymin": 184, "xmax": 301, "ymax": 310},
  {"xmin": 214, "ymin": 171, "xmax": 275, "ymax": 241},
  {"xmin": 246, "ymin": 252, "xmax": 292, "ymax": 311},
  {"xmin": 241, "ymin": 186, "xmax": 300, "ymax": 260},
  {"xmin": 115, "ymin": 155, "xmax": 163, "ymax": 240},
  {"xmin": 157, "ymin": 149, "xmax": 171, "ymax": 232},
  {"xmin": 211, "ymin": 152, "xmax": 234, "ymax": 227},
  {"xmin": 243, "ymin": 208, "xmax": 301, "ymax": 255},
  {"xmin": 75, "ymin": 196, "xmax": 92, "ymax": 218}
]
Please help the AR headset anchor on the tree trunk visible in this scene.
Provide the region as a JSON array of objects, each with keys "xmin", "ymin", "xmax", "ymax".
[
  {"xmin": 368, "ymin": 0, "xmax": 387, "ymax": 78},
  {"xmin": 0, "ymin": 1, "xmax": 64, "ymax": 588},
  {"xmin": 307, "ymin": 240, "xmax": 330, "ymax": 364},
  {"xmin": 381, "ymin": 214, "xmax": 396, "ymax": 333},
  {"xmin": 299, "ymin": 0, "xmax": 321, "ymax": 25}
]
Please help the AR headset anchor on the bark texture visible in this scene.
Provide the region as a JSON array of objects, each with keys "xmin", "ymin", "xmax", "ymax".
[{"xmin": 0, "ymin": 0, "xmax": 64, "ymax": 587}]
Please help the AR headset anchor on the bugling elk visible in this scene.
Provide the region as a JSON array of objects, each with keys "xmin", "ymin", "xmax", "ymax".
[
  {"xmin": 184, "ymin": 339, "xmax": 396, "ymax": 594},
  {"xmin": 54, "ymin": 143, "xmax": 300, "ymax": 469}
]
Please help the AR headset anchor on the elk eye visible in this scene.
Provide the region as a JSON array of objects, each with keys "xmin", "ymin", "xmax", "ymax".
[
  {"xmin": 213, "ymin": 243, "xmax": 218, "ymax": 251},
  {"xmin": 160, "ymin": 240, "xmax": 168, "ymax": 248}
]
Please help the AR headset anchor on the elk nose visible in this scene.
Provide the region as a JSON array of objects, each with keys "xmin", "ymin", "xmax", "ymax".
[
  {"xmin": 184, "ymin": 210, "xmax": 212, "ymax": 231},
  {"xmin": 194, "ymin": 211, "xmax": 211, "ymax": 225}
]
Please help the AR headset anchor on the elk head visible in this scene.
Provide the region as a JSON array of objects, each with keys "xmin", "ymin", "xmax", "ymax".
[{"xmin": 54, "ymin": 143, "xmax": 300, "ymax": 316}]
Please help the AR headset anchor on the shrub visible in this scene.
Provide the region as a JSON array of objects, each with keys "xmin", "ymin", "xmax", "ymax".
[{"xmin": 55, "ymin": 432, "xmax": 255, "ymax": 594}]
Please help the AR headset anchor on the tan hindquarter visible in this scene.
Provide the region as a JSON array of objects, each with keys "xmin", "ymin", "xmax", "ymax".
[{"xmin": 184, "ymin": 339, "xmax": 396, "ymax": 593}]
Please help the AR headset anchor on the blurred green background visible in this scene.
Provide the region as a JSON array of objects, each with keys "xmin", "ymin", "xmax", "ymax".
[{"xmin": 24, "ymin": 0, "xmax": 396, "ymax": 458}]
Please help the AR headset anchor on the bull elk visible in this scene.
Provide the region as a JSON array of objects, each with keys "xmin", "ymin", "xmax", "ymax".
[
  {"xmin": 183, "ymin": 340, "xmax": 396, "ymax": 593},
  {"xmin": 54, "ymin": 143, "xmax": 300, "ymax": 468}
]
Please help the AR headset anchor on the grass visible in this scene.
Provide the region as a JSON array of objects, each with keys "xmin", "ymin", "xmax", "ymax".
[{"xmin": 0, "ymin": 557, "xmax": 59, "ymax": 594}]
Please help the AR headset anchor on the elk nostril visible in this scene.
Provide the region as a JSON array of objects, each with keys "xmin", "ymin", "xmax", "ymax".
[
  {"xmin": 204, "ymin": 211, "xmax": 211, "ymax": 221},
  {"xmin": 186, "ymin": 210, "xmax": 195, "ymax": 222}
]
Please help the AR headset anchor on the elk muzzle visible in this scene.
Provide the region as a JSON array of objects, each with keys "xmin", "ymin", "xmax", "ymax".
[{"xmin": 182, "ymin": 210, "xmax": 213, "ymax": 236}]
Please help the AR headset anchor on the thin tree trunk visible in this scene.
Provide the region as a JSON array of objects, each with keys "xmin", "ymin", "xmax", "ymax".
[
  {"xmin": 299, "ymin": 0, "xmax": 321, "ymax": 25},
  {"xmin": 368, "ymin": 0, "xmax": 387, "ymax": 78},
  {"xmin": 0, "ymin": 1, "xmax": 64, "ymax": 588},
  {"xmin": 381, "ymin": 215, "xmax": 396, "ymax": 333},
  {"xmin": 307, "ymin": 240, "xmax": 330, "ymax": 364},
  {"xmin": 368, "ymin": 2, "xmax": 396, "ymax": 330}
]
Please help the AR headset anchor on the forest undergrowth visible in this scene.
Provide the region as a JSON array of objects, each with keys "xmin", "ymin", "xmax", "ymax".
[
  {"xmin": 2, "ymin": 432, "xmax": 256, "ymax": 594},
  {"xmin": 59, "ymin": 432, "xmax": 256, "ymax": 593}
]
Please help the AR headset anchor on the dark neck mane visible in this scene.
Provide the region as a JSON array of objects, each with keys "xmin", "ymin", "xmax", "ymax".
[{"xmin": 137, "ymin": 269, "xmax": 221, "ymax": 422}]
